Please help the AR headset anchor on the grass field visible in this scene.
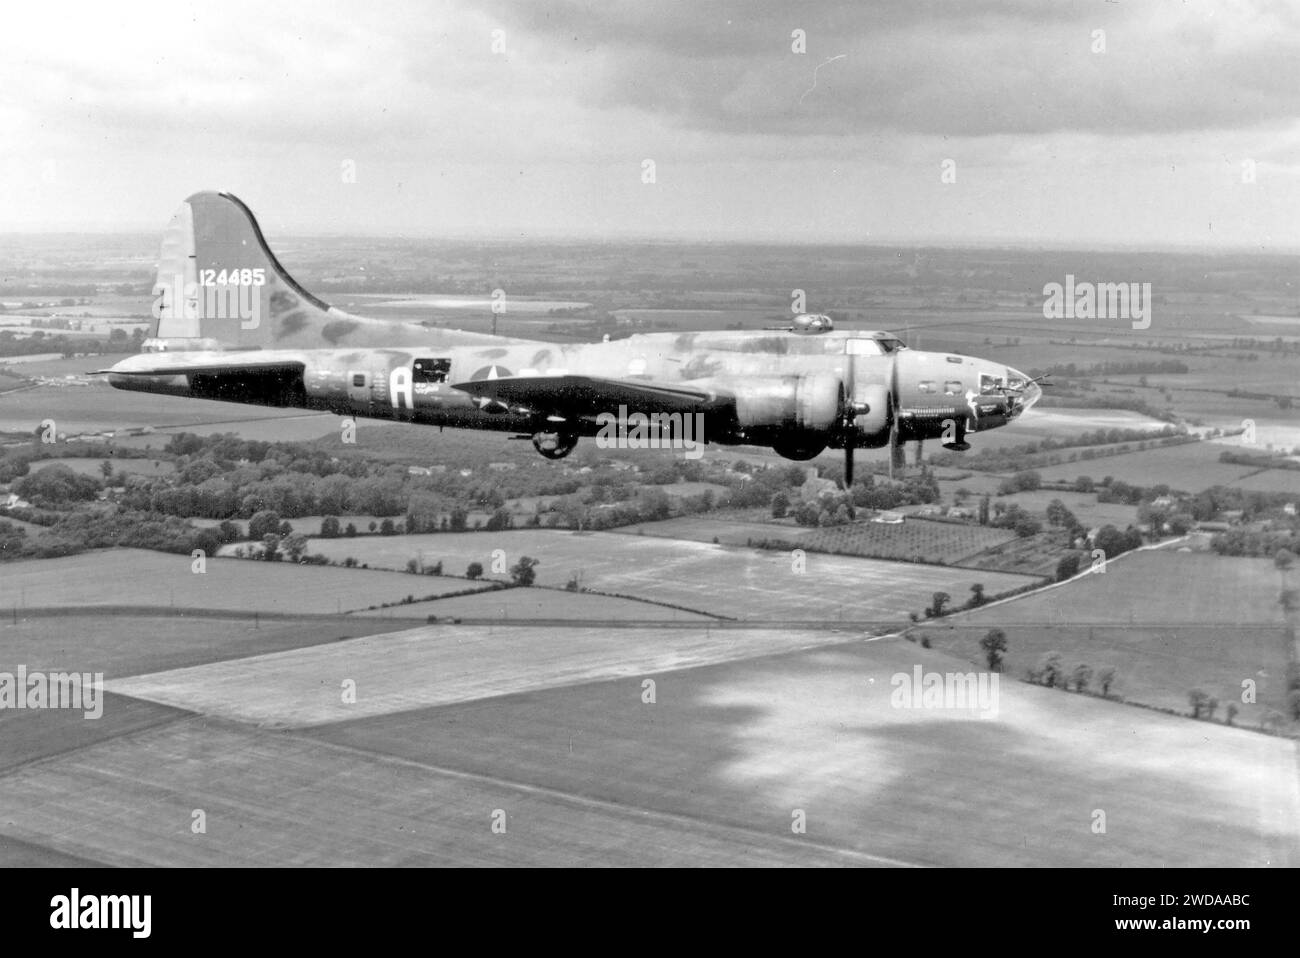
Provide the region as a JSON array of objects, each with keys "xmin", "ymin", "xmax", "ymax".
[
  {"xmin": 298, "ymin": 528, "xmax": 1041, "ymax": 620},
  {"xmin": 0, "ymin": 550, "xmax": 473, "ymax": 614}
]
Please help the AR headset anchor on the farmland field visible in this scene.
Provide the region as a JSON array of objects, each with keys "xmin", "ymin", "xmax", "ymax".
[
  {"xmin": 919, "ymin": 621, "xmax": 1291, "ymax": 724},
  {"xmin": 1224, "ymin": 468, "xmax": 1300, "ymax": 495},
  {"xmin": 959, "ymin": 532, "xmax": 1075, "ymax": 578},
  {"xmin": 0, "ymin": 613, "xmax": 401, "ymax": 679},
  {"xmin": 615, "ymin": 515, "xmax": 1017, "ymax": 564},
  {"xmin": 298, "ymin": 528, "xmax": 1042, "ymax": 620},
  {"xmin": 991, "ymin": 490, "xmax": 1137, "ymax": 529},
  {"xmin": 0, "ymin": 550, "xmax": 474, "ymax": 614},
  {"xmin": 799, "ymin": 518, "xmax": 1015, "ymax": 563},
  {"xmin": 30, "ymin": 456, "xmax": 174, "ymax": 477},
  {"xmin": 955, "ymin": 551, "xmax": 1288, "ymax": 627},
  {"xmin": 1032, "ymin": 440, "xmax": 1259, "ymax": 491},
  {"xmin": 613, "ymin": 516, "xmax": 816, "ymax": 547}
]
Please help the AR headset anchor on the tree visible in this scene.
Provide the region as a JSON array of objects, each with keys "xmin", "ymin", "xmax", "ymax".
[
  {"xmin": 1055, "ymin": 553, "xmax": 1081, "ymax": 582},
  {"xmin": 771, "ymin": 492, "xmax": 789, "ymax": 519},
  {"xmin": 345, "ymin": 522, "xmax": 357, "ymax": 537},
  {"xmin": 794, "ymin": 501, "xmax": 821, "ymax": 527},
  {"xmin": 1188, "ymin": 687, "xmax": 1209, "ymax": 719},
  {"xmin": 967, "ymin": 583, "xmax": 986, "ymax": 609},
  {"xmin": 1072, "ymin": 663, "xmax": 1093, "ymax": 693},
  {"xmin": 1094, "ymin": 525, "xmax": 1131, "ymax": 561},
  {"xmin": 261, "ymin": 533, "xmax": 281, "ymax": 562},
  {"xmin": 379, "ymin": 518, "xmax": 396, "ymax": 536},
  {"xmin": 1225, "ymin": 702, "xmax": 1238, "ymax": 726},
  {"xmin": 979, "ymin": 628, "xmax": 1006, "ymax": 671},
  {"xmin": 1045, "ymin": 499, "xmax": 1076, "ymax": 528},
  {"xmin": 320, "ymin": 516, "xmax": 341, "ymax": 538},
  {"xmin": 248, "ymin": 510, "xmax": 281, "ymax": 540},
  {"xmin": 99, "ymin": 459, "xmax": 113, "ymax": 479},
  {"xmin": 283, "ymin": 533, "xmax": 308, "ymax": 563},
  {"xmin": 978, "ymin": 495, "xmax": 990, "ymax": 526},
  {"xmin": 406, "ymin": 559, "xmax": 420, "ymax": 574},
  {"xmin": 449, "ymin": 508, "xmax": 468, "ymax": 532},
  {"xmin": 510, "ymin": 555, "xmax": 540, "ymax": 587},
  {"xmin": 927, "ymin": 591, "xmax": 950, "ymax": 617},
  {"xmin": 466, "ymin": 561, "xmax": 483, "ymax": 580},
  {"xmin": 1012, "ymin": 514, "xmax": 1042, "ymax": 538},
  {"xmin": 1097, "ymin": 667, "xmax": 1116, "ymax": 697},
  {"xmin": 1037, "ymin": 652, "xmax": 1064, "ymax": 688},
  {"xmin": 1275, "ymin": 547, "xmax": 1295, "ymax": 582}
]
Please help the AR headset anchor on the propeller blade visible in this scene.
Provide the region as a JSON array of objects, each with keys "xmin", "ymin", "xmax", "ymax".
[
  {"xmin": 891, "ymin": 433, "xmax": 907, "ymax": 475},
  {"xmin": 887, "ymin": 350, "xmax": 902, "ymax": 479},
  {"xmin": 844, "ymin": 445, "xmax": 854, "ymax": 487}
]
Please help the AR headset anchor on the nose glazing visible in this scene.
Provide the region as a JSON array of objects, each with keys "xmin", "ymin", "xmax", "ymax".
[{"xmin": 1006, "ymin": 366, "xmax": 1041, "ymax": 415}]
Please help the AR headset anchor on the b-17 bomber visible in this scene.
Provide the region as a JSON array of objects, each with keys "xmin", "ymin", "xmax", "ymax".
[{"xmin": 105, "ymin": 192, "xmax": 1043, "ymax": 481}]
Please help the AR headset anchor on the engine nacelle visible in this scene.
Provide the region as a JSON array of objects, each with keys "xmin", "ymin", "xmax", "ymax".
[
  {"xmin": 733, "ymin": 372, "xmax": 844, "ymax": 436},
  {"xmin": 849, "ymin": 383, "xmax": 892, "ymax": 448}
]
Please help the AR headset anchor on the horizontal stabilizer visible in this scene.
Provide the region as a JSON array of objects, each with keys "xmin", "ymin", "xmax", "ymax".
[{"xmin": 98, "ymin": 351, "xmax": 305, "ymax": 378}]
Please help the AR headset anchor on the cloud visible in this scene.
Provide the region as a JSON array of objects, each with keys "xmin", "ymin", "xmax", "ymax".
[{"xmin": 475, "ymin": 0, "xmax": 1300, "ymax": 137}]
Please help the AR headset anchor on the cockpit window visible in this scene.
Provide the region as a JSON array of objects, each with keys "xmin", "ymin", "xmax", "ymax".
[
  {"xmin": 980, "ymin": 373, "xmax": 1005, "ymax": 395},
  {"xmin": 877, "ymin": 337, "xmax": 903, "ymax": 354}
]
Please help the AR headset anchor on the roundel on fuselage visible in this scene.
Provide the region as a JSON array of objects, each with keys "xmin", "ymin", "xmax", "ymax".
[{"xmin": 470, "ymin": 364, "xmax": 512, "ymax": 381}]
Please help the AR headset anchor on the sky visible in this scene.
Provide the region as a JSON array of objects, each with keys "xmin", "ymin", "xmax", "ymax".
[{"xmin": 2, "ymin": 0, "xmax": 1299, "ymax": 247}]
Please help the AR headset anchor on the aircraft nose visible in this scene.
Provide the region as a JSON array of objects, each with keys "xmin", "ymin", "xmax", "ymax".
[{"xmin": 1007, "ymin": 366, "xmax": 1041, "ymax": 414}]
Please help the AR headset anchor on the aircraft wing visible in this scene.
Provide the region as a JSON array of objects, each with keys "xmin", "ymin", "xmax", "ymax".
[{"xmin": 451, "ymin": 374, "xmax": 726, "ymax": 417}]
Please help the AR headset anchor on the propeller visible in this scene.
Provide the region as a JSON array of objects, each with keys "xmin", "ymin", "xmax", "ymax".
[
  {"xmin": 887, "ymin": 350, "xmax": 906, "ymax": 480},
  {"xmin": 844, "ymin": 342, "xmax": 908, "ymax": 484}
]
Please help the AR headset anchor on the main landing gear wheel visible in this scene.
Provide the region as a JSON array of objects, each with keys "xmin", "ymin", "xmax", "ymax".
[{"xmin": 532, "ymin": 431, "xmax": 579, "ymax": 460}]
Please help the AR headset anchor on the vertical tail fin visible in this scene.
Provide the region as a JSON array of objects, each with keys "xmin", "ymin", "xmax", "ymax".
[{"xmin": 151, "ymin": 191, "xmax": 334, "ymax": 349}]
